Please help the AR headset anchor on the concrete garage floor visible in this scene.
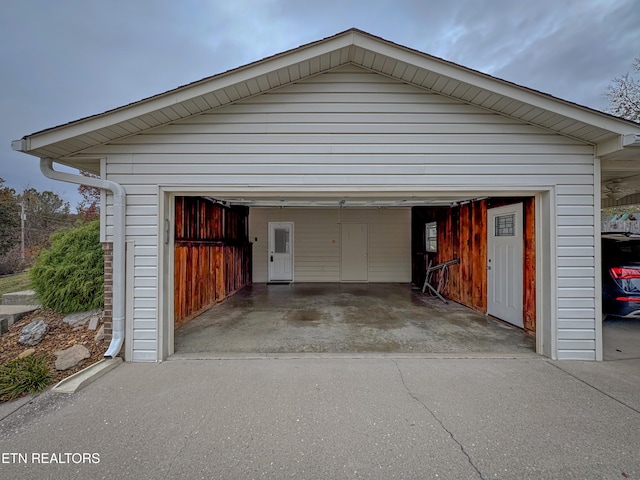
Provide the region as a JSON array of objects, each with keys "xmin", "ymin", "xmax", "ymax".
[
  {"xmin": 173, "ymin": 283, "xmax": 536, "ymax": 357},
  {"xmin": 603, "ymin": 316, "xmax": 640, "ymax": 360}
]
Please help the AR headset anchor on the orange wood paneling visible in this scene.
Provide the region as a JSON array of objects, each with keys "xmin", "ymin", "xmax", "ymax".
[
  {"xmin": 472, "ymin": 199, "xmax": 487, "ymax": 310},
  {"xmin": 214, "ymin": 246, "xmax": 225, "ymax": 301},
  {"xmin": 523, "ymin": 197, "xmax": 536, "ymax": 335},
  {"xmin": 412, "ymin": 196, "xmax": 535, "ymax": 333},
  {"xmin": 174, "ymin": 197, "xmax": 252, "ymax": 329}
]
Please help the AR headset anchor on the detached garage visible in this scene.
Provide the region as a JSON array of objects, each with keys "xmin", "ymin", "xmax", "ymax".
[{"xmin": 12, "ymin": 29, "xmax": 640, "ymax": 361}]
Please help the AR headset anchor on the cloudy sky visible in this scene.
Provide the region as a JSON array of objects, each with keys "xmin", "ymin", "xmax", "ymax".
[{"xmin": 1, "ymin": 0, "xmax": 639, "ymax": 208}]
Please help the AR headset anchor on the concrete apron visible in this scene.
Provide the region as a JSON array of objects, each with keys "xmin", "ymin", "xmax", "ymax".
[{"xmin": 173, "ymin": 284, "xmax": 536, "ymax": 358}]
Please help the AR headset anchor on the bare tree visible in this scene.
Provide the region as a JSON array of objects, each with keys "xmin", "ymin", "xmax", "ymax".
[
  {"xmin": 77, "ymin": 171, "xmax": 101, "ymax": 222},
  {"xmin": 606, "ymin": 57, "xmax": 640, "ymax": 122},
  {"xmin": 19, "ymin": 188, "xmax": 73, "ymax": 255}
]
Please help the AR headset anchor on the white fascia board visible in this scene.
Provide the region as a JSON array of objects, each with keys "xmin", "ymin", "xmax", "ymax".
[
  {"xmin": 353, "ymin": 34, "xmax": 639, "ymax": 135},
  {"xmin": 23, "ymin": 35, "xmax": 355, "ymax": 152},
  {"xmin": 598, "ymin": 134, "xmax": 640, "ymax": 159},
  {"xmin": 596, "ymin": 136, "xmax": 623, "ymax": 157}
]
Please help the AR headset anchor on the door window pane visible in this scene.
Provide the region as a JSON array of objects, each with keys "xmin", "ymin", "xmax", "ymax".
[
  {"xmin": 425, "ymin": 222, "xmax": 437, "ymax": 252},
  {"xmin": 275, "ymin": 228, "xmax": 289, "ymax": 253},
  {"xmin": 495, "ymin": 214, "xmax": 515, "ymax": 236}
]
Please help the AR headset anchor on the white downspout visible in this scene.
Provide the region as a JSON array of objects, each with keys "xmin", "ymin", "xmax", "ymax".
[{"xmin": 40, "ymin": 158, "xmax": 126, "ymax": 358}]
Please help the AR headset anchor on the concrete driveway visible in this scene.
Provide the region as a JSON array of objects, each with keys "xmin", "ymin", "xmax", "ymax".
[
  {"xmin": 2, "ymin": 286, "xmax": 637, "ymax": 479},
  {"xmin": 0, "ymin": 356, "xmax": 639, "ymax": 479},
  {"xmin": 174, "ymin": 284, "xmax": 536, "ymax": 357}
]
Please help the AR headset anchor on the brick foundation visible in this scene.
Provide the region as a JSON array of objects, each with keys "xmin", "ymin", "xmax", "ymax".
[{"xmin": 102, "ymin": 242, "xmax": 113, "ymax": 343}]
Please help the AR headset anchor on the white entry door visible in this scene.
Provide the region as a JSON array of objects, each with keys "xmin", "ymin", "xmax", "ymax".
[
  {"xmin": 268, "ymin": 222, "xmax": 293, "ymax": 282},
  {"xmin": 487, "ymin": 204, "xmax": 523, "ymax": 328},
  {"xmin": 341, "ymin": 223, "xmax": 368, "ymax": 282}
]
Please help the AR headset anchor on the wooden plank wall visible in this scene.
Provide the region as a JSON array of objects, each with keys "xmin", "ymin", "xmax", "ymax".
[
  {"xmin": 412, "ymin": 196, "xmax": 535, "ymax": 335},
  {"xmin": 523, "ymin": 198, "xmax": 536, "ymax": 335},
  {"xmin": 174, "ymin": 197, "xmax": 251, "ymax": 329},
  {"xmin": 435, "ymin": 200, "xmax": 488, "ymax": 313}
]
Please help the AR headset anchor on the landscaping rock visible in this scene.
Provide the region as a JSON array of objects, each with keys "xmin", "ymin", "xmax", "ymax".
[
  {"xmin": 18, "ymin": 319, "xmax": 49, "ymax": 346},
  {"xmin": 54, "ymin": 344, "xmax": 90, "ymax": 371},
  {"xmin": 0, "ymin": 305, "xmax": 39, "ymax": 330},
  {"xmin": 63, "ymin": 309, "xmax": 101, "ymax": 328},
  {"xmin": 2, "ymin": 290, "xmax": 40, "ymax": 306},
  {"xmin": 88, "ymin": 314, "xmax": 100, "ymax": 331},
  {"xmin": 94, "ymin": 325, "xmax": 105, "ymax": 343},
  {"xmin": 17, "ymin": 348, "xmax": 36, "ymax": 359}
]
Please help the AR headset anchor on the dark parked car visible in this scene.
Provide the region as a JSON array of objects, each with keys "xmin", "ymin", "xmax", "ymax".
[{"xmin": 602, "ymin": 234, "xmax": 640, "ymax": 319}]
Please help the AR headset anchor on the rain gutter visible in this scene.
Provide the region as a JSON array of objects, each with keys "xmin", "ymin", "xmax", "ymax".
[{"xmin": 623, "ymin": 133, "xmax": 640, "ymax": 147}]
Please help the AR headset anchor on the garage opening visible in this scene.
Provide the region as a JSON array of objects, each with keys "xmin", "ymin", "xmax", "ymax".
[
  {"xmin": 412, "ymin": 197, "xmax": 536, "ymax": 336},
  {"xmin": 171, "ymin": 195, "xmax": 536, "ymax": 355}
]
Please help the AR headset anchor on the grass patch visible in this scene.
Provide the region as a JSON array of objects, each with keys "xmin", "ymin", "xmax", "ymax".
[
  {"xmin": 0, "ymin": 354, "xmax": 53, "ymax": 402},
  {"xmin": 0, "ymin": 272, "xmax": 31, "ymax": 303}
]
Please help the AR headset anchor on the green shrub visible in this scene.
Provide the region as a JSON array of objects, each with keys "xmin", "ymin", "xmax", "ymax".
[
  {"xmin": 30, "ymin": 220, "xmax": 103, "ymax": 313},
  {"xmin": 0, "ymin": 355, "xmax": 52, "ymax": 401}
]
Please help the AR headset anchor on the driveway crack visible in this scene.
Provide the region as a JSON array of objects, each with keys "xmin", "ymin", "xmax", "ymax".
[
  {"xmin": 392, "ymin": 359, "xmax": 485, "ymax": 480},
  {"xmin": 163, "ymin": 413, "xmax": 208, "ymax": 479},
  {"xmin": 546, "ymin": 360, "xmax": 640, "ymax": 415}
]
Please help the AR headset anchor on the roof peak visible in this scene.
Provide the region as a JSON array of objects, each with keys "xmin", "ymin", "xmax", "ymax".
[{"xmin": 14, "ymin": 28, "xmax": 640, "ymax": 160}]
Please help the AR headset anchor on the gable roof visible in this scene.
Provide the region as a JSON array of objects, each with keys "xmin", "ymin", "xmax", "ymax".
[{"xmin": 12, "ymin": 28, "xmax": 640, "ymax": 172}]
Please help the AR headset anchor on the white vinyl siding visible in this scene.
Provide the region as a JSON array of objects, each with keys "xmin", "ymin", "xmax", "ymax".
[
  {"xmin": 106, "ymin": 194, "xmax": 159, "ymax": 362},
  {"xmin": 87, "ymin": 65, "xmax": 597, "ymax": 361},
  {"xmin": 249, "ymin": 208, "xmax": 411, "ymax": 283},
  {"xmin": 556, "ymin": 184, "xmax": 597, "ymax": 359}
]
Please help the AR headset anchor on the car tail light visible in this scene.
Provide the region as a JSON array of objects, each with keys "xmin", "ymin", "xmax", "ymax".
[
  {"xmin": 610, "ymin": 267, "xmax": 640, "ymax": 294},
  {"xmin": 616, "ymin": 296, "xmax": 640, "ymax": 302},
  {"xmin": 609, "ymin": 267, "xmax": 640, "ymax": 279}
]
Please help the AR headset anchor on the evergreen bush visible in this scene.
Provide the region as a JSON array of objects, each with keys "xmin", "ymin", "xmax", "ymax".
[
  {"xmin": 0, "ymin": 354, "xmax": 52, "ymax": 401},
  {"xmin": 30, "ymin": 220, "xmax": 103, "ymax": 313}
]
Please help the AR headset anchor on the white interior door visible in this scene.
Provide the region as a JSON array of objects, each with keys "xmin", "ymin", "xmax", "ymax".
[
  {"xmin": 268, "ymin": 222, "xmax": 293, "ymax": 282},
  {"xmin": 341, "ymin": 223, "xmax": 368, "ymax": 282},
  {"xmin": 487, "ymin": 204, "xmax": 524, "ymax": 328}
]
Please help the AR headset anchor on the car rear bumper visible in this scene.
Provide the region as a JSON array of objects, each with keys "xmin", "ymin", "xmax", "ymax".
[{"xmin": 604, "ymin": 299, "xmax": 640, "ymax": 318}]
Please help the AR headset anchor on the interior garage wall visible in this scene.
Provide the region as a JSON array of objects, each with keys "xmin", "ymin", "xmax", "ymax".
[
  {"xmin": 249, "ymin": 207, "xmax": 411, "ymax": 282},
  {"xmin": 412, "ymin": 197, "xmax": 536, "ymax": 335},
  {"xmin": 174, "ymin": 197, "xmax": 252, "ymax": 329}
]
